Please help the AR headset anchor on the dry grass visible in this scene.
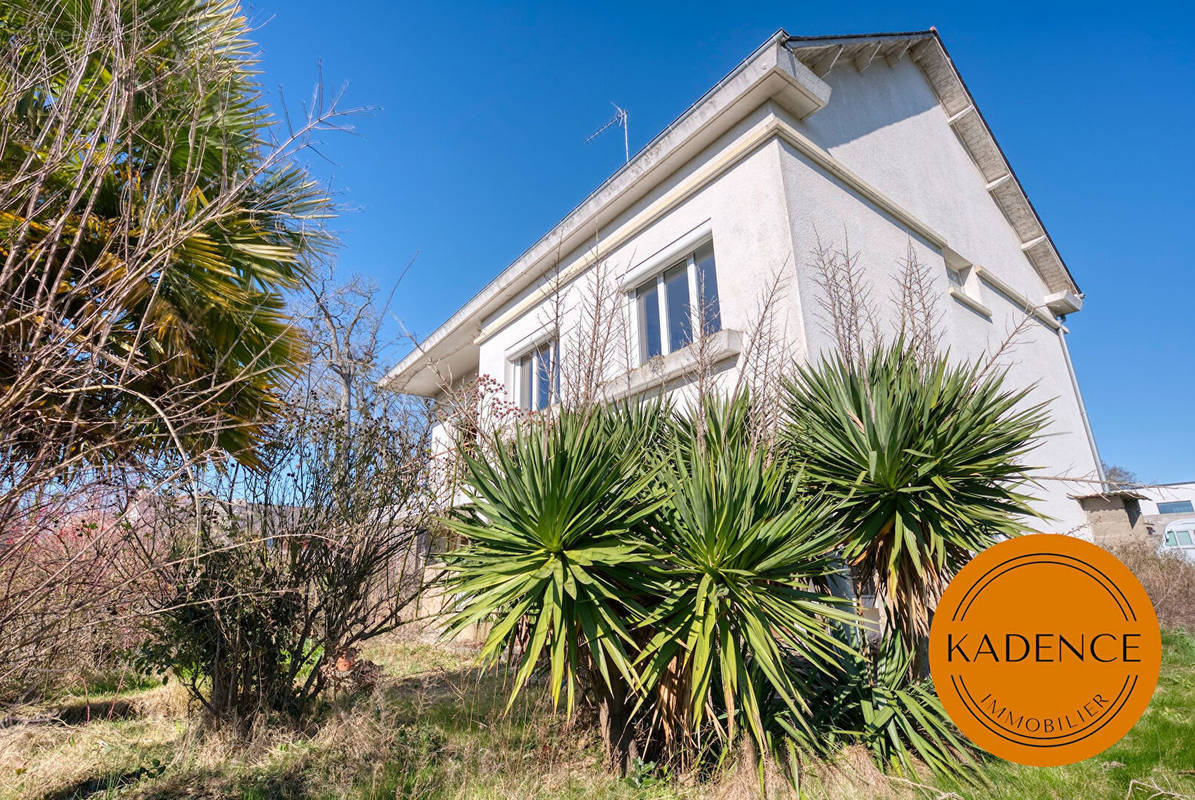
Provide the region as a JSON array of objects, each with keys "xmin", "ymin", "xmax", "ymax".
[
  {"xmin": 0, "ymin": 632, "xmax": 695, "ymax": 800},
  {"xmin": 3, "ymin": 627, "xmax": 1193, "ymax": 799}
]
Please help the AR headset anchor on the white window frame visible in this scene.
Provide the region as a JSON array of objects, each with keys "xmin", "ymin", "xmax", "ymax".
[
  {"xmin": 630, "ymin": 242, "xmax": 718, "ymax": 365},
  {"xmin": 510, "ymin": 337, "xmax": 559, "ymax": 411}
]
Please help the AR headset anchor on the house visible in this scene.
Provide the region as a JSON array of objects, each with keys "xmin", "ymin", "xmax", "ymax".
[
  {"xmin": 383, "ymin": 29, "xmax": 1104, "ymax": 535},
  {"xmin": 1076, "ymin": 482, "xmax": 1195, "ymax": 551}
]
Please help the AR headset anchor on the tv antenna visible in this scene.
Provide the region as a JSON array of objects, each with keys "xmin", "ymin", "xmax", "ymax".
[{"xmin": 586, "ymin": 102, "xmax": 629, "ymax": 163}]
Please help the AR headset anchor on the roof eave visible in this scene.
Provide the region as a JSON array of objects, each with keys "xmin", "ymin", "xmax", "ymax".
[{"xmin": 785, "ymin": 29, "xmax": 1080, "ymax": 296}]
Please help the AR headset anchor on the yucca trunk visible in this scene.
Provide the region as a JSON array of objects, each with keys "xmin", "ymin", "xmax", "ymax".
[{"xmin": 595, "ymin": 671, "xmax": 637, "ymax": 774}]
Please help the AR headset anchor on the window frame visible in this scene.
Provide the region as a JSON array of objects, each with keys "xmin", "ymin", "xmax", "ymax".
[
  {"xmin": 1158, "ymin": 500, "xmax": 1195, "ymax": 515},
  {"xmin": 511, "ymin": 337, "xmax": 559, "ymax": 412},
  {"xmin": 630, "ymin": 241, "xmax": 720, "ymax": 365}
]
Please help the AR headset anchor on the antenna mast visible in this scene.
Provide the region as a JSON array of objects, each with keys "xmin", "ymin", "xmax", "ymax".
[{"xmin": 586, "ymin": 102, "xmax": 629, "ymax": 163}]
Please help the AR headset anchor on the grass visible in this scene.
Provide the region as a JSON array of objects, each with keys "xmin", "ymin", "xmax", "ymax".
[
  {"xmin": 936, "ymin": 630, "xmax": 1195, "ymax": 800},
  {"xmin": 1, "ymin": 631, "xmax": 1193, "ymax": 800}
]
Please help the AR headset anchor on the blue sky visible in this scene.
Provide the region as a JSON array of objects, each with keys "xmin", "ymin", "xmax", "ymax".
[{"xmin": 248, "ymin": 1, "xmax": 1194, "ymax": 484}]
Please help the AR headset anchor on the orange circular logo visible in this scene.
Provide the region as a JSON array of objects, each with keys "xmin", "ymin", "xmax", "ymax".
[{"xmin": 929, "ymin": 534, "xmax": 1161, "ymax": 766}]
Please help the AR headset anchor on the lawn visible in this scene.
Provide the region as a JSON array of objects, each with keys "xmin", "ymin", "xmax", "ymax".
[{"xmin": 1, "ymin": 633, "xmax": 1192, "ymax": 800}]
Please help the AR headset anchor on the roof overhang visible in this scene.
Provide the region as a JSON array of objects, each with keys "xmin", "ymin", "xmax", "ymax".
[
  {"xmin": 1071, "ymin": 490, "xmax": 1148, "ymax": 501},
  {"xmin": 383, "ymin": 29, "xmax": 829, "ymax": 396},
  {"xmin": 786, "ymin": 31, "xmax": 1080, "ymax": 299},
  {"xmin": 385, "ymin": 29, "xmax": 1080, "ymax": 397}
]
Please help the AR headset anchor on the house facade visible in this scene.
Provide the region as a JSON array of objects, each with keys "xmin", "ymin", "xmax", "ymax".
[
  {"xmin": 383, "ymin": 30, "xmax": 1104, "ymax": 534},
  {"xmin": 1077, "ymin": 482, "xmax": 1195, "ymax": 552}
]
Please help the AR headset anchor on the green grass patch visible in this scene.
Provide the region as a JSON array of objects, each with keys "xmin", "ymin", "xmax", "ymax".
[{"xmin": 937, "ymin": 629, "xmax": 1195, "ymax": 799}]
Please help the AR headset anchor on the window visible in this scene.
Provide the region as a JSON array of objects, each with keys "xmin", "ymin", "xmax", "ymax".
[
  {"xmin": 1158, "ymin": 500, "xmax": 1194, "ymax": 515},
  {"xmin": 633, "ymin": 241, "xmax": 720, "ymax": 363},
  {"xmin": 514, "ymin": 339, "xmax": 558, "ymax": 411},
  {"xmin": 1164, "ymin": 529, "xmax": 1194, "ymax": 548}
]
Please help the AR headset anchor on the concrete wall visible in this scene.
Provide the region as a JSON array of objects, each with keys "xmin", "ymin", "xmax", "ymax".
[
  {"xmin": 774, "ymin": 58, "xmax": 1100, "ymax": 533},
  {"xmin": 440, "ymin": 56, "xmax": 1102, "ymax": 534},
  {"xmin": 1078, "ymin": 495, "xmax": 1146, "ymax": 545}
]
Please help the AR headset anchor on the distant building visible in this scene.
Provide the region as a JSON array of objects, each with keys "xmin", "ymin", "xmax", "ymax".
[{"xmin": 1075, "ymin": 482, "xmax": 1195, "ymax": 554}]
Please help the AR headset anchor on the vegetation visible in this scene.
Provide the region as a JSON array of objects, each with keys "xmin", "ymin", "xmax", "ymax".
[
  {"xmin": 443, "ymin": 345, "xmax": 1048, "ymax": 787},
  {"xmin": 443, "ymin": 402, "xmax": 669, "ymax": 770},
  {"xmin": 781, "ymin": 343, "xmax": 1046, "ymax": 648},
  {"xmin": 0, "ymin": 3, "xmax": 1178, "ymax": 799},
  {"xmin": 0, "ymin": 0, "xmax": 343, "ymax": 701},
  {"xmin": 0, "ymin": 0, "xmax": 331, "ymax": 464},
  {"xmin": 135, "ymin": 278, "xmax": 437, "ymax": 724},
  {"xmin": 3, "ymin": 631, "xmax": 1194, "ymax": 800}
]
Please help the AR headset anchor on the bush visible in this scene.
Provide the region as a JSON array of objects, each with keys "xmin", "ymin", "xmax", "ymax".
[
  {"xmin": 1112, "ymin": 544, "xmax": 1195, "ymax": 632},
  {"xmin": 444, "ymin": 343, "xmax": 1046, "ymax": 786},
  {"xmin": 140, "ymin": 404, "xmax": 436, "ymax": 724}
]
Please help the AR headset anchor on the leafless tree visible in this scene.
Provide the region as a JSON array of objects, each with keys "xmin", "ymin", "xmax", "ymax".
[
  {"xmin": 809, "ymin": 229, "xmax": 880, "ymax": 370},
  {"xmin": 892, "ymin": 239, "xmax": 942, "ymax": 368}
]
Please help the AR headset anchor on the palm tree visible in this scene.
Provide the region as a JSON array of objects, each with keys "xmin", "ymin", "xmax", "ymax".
[
  {"xmin": 781, "ymin": 343, "xmax": 1048, "ymax": 654},
  {"xmin": 0, "ymin": 0, "xmax": 330, "ymax": 466}
]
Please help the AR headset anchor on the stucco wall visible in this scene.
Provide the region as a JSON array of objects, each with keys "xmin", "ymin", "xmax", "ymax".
[
  {"xmin": 443, "ymin": 56, "xmax": 1101, "ymax": 535},
  {"xmin": 473, "ymin": 108, "xmax": 799, "ymax": 409},
  {"xmin": 772, "ymin": 59, "xmax": 1100, "ymax": 533},
  {"xmin": 1135, "ymin": 483, "xmax": 1195, "ymax": 515}
]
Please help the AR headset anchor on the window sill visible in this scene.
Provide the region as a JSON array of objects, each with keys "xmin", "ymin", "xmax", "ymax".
[
  {"xmin": 948, "ymin": 286, "xmax": 992, "ymax": 318},
  {"xmin": 605, "ymin": 329, "xmax": 743, "ymax": 401}
]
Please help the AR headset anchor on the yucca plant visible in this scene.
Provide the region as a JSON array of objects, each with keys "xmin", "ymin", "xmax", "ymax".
[
  {"xmin": 637, "ymin": 396, "xmax": 856, "ymax": 772},
  {"xmin": 781, "ymin": 343, "xmax": 1047, "ymax": 649},
  {"xmin": 442, "ymin": 402, "xmax": 669, "ymax": 770},
  {"xmin": 802, "ymin": 628, "xmax": 981, "ymax": 782}
]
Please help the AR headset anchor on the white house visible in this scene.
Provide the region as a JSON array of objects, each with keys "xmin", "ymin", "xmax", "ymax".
[{"xmin": 383, "ymin": 29, "xmax": 1104, "ymax": 534}]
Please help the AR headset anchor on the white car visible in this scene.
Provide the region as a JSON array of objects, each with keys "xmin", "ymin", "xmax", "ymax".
[{"xmin": 1159, "ymin": 518, "xmax": 1195, "ymax": 563}]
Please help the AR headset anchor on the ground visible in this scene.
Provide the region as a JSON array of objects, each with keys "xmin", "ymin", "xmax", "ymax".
[{"xmin": 1, "ymin": 632, "xmax": 1192, "ymax": 800}]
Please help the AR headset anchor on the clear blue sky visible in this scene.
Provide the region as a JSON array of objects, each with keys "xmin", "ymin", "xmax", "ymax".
[{"xmin": 248, "ymin": 0, "xmax": 1194, "ymax": 484}]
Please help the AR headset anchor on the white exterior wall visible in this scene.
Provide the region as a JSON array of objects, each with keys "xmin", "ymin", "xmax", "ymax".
[
  {"xmin": 426, "ymin": 52, "xmax": 1100, "ymax": 535},
  {"xmin": 770, "ymin": 60, "xmax": 1100, "ymax": 533},
  {"xmin": 474, "ymin": 106, "xmax": 798, "ymax": 408},
  {"xmin": 1137, "ymin": 484, "xmax": 1195, "ymax": 516}
]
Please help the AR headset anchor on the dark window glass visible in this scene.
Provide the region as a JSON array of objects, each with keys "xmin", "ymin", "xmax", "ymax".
[
  {"xmin": 638, "ymin": 284, "xmax": 661, "ymax": 360},
  {"xmin": 664, "ymin": 264, "xmax": 691, "ymax": 351},
  {"xmin": 693, "ymin": 242, "xmax": 721, "ymax": 335},
  {"xmin": 1159, "ymin": 500, "xmax": 1194, "ymax": 515},
  {"xmin": 534, "ymin": 344, "xmax": 553, "ymax": 410}
]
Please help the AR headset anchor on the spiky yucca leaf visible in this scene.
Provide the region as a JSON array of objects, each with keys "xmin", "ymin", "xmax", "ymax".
[
  {"xmin": 443, "ymin": 403, "xmax": 669, "ymax": 715},
  {"xmin": 638, "ymin": 395, "xmax": 857, "ymax": 759},
  {"xmin": 797, "ymin": 629, "xmax": 982, "ymax": 783},
  {"xmin": 781, "ymin": 344, "xmax": 1048, "ymax": 644}
]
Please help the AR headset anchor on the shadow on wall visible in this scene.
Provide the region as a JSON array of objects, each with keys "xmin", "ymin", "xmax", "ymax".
[{"xmin": 798, "ymin": 59, "xmax": 939, "ymax": 152}]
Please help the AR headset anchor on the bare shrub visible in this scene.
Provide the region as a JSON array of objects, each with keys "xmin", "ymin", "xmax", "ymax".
[
  {"xmin": 892, "ymin": 239, "xmax": 942, "ymax": 368},
  {"xmin": 1111, "ymin": 544, "xmax": 1195, "ymax": 632},
  {"xmin": 0, "ymin": 0, "xmax": 350, "ymax": 704},
  {"xmin": 137, "ymin": 275, "xmax": 437, "ymax": 724},
  {"xmin": 809, "ymin": 229, "xmax": 879, "ymax": 370}
]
